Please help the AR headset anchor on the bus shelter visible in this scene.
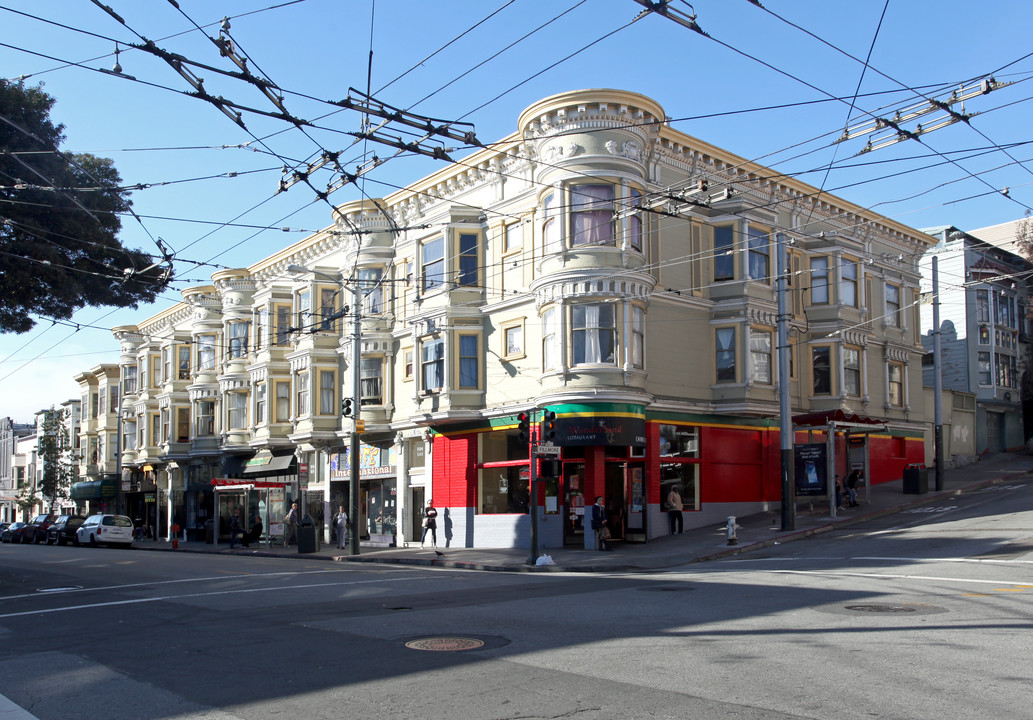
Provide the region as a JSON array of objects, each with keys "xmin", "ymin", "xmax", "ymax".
[{"xmin": 211, "ymin": 478, "xmax": 290, "ymax": 547}]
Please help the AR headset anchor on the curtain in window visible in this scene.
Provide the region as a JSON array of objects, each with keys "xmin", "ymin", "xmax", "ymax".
[
  {"xmin": 422, "ymin": 338, "xmax": 444, "ymax": 390},
  {"xmin": 571, "ymin": 185, "xmax": 614, "ymax": 246},
  {"xmin": 459, "ymin": 335, "xmax": 478, "ymax": 387},
  {"xmin": 319, "ymin": 371, "xmax": 336, "ymax": 414},
  {"xmin": 572, "ymin": 304, "xmax": 615, "ymax": 365},
  {"xmin": 361, "ymin": 358, "xmax": 383, "ymax": 404}
]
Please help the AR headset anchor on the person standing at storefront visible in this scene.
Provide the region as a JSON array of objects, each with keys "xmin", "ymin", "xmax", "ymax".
[
  {"xmin": 229, "ymin": 508, "xmax": 241, "ymax": 549},
  {"xmin": 334, "ymin": 505, "xmax": 349, "ymax": 549},
  {"xmin": 284, "ymin": 502, "xmax": 298, "ymax": 547},
  {"xmin": 666, "ymin": 485, "xmax": 683, "ymax": 535},
  {"xmin": 591, "ymin": 496, "xmax": 610, "ymax": 551},
  {"xmin": 420, "ymin": 500, "xmax": 438, "ymax": 549}
]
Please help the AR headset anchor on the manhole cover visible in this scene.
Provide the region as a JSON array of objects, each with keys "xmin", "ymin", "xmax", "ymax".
[
  {"xmin": 844, "ymin": 604, "xmax": 916, "ymax": 613},
  {"xmin": 405, "ymin": 637, "xmax": 485, "ymax": 652},
  {"xmin": 36, "ymin": 586, "xmax": 83, "ymax": 593}
]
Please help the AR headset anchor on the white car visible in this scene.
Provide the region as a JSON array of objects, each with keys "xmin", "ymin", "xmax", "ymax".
[{"xmin": 76, "ymin": 514, "xmax": 135, "ymax": 548}]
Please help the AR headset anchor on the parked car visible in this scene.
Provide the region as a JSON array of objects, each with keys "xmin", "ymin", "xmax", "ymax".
[
  {"xmin": 23, "ymin": 514, "xmax": 58, "ymax": 544},
  {"xmin": 0, "ymin": 522, "xmax": 9, "ymax": 536},
  {"xmin": 2, "ymin": 522, "xmax": 30, "ymax": 543},
  {"xmin": 46, "ymin": 515, "xmax": 87, "ymax": 546},
  {"xmin": 76, "ymin": 514, "xmax": 135, "ymax": 547}
]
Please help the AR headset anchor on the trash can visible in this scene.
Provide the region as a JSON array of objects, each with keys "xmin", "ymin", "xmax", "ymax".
[
  {"xmin": 902, "ymin": 463, "xmax": 928, "ymax": 494},
  {"xmin": 297, "ymin": 515, "xmax": 317, "ymax": 554}
]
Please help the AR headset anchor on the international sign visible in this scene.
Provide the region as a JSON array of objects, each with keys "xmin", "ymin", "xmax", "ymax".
[{"xmin": 536, "ymin": 442, "xmax": 561, "ymax": 457}]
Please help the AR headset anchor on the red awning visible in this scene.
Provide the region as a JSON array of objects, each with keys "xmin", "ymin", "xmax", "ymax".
[
  {"xmin": 792, "ymin": 410, "xmax": 885, "ymax": 427},
  {"xmin": 210, "ymin": 478, "xmax": 290, "ymax": 489}
]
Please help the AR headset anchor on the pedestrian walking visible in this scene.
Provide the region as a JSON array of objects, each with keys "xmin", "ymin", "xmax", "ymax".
[
  {"xmin": 591, "ymin": 496, "xmax": 610, "ymax": 551},
  {"xmin": 334, "ymin": 505, "xmax": 349, "ymax": 549},
  {"xmin": 284, "ymin": 502, "xmax": 298, "ymax": 546},
  {"xmin": 420, "ymin": 500, "xmax": 438, "ymax": 548},
  {"xmin": 666, "ymin": 485, "xmax": 683, "ymax": 534}
]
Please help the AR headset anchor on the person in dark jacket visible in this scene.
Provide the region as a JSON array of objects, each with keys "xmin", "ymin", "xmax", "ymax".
[
  {"xmin": 591, "ymin": 496, "xmax": 610, "ymax": 551},
  {"xmin": 420, "ymin": 501, "xmax": 438, "ymax": 549}
]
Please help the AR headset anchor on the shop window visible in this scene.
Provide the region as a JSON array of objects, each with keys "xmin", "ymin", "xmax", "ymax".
[
  {"xmin": 659, "ymin": 425, "xmax": 699, "ymax": 457},
  {"xmin": 478, "ymin": 466, "xmax": 530, "ymax": 515},
  {"xmin": 572, "ymin": 303, "xmax": 616, "ymax": 365},
  {"xmin": 812, "ymin": 346, "xmax": 832, "ymax": 395},
  {"xmin": 714, "ymin": 225, "xmax": 734, "ymax": 281},
  {"xmin": 715, "ymin": 327, "xmax": 736, "ymax": 382},
  {"xmin": 661, "ymin": 463, "xmax": 699, "ymax": 512},
  {"xmin": 810, "ymin": 257, "xmax": 829, "ymax": 304}
]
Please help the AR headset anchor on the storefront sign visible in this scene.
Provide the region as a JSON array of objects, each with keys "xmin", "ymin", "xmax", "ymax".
[{"xmin": 554, "ymin": 416, "xmax": 646, "ymax": 447}]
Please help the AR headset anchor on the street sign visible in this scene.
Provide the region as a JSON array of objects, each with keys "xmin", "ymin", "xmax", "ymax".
[
  {"xmin": 355, "ymin": 419, "xmax": 366, "ymax": 433},
  {"xmin": 536, "ymin": 442, "xmax": 560, "ymax": 457}
]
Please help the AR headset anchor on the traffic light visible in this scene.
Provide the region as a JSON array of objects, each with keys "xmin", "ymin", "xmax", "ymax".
[
  {"xmin": 541, "ymin": 410, "xmax": 557, "ymax": 442},
  {"xmin": 517, "ymin": 412, "xmax": 530, "ymax": 443},
  {"xmin": 342, "ymin": 398, "xmax": 353, "ymax": 417}
]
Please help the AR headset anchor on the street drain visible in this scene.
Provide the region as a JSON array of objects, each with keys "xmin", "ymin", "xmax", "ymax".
[
  {"xmin": 36, "ymin": 586, "xmax": 83, "ymax": 593},
  {"xmin": 845, "ymin": 604, "xmax": 916, "ymax": 613},
  {"xmin": 405, "ymin": 637, "xmax": 485, "ymax": 652}
]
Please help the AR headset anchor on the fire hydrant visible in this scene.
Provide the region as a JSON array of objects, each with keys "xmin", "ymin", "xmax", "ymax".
[
  {"xmin": 726, "ymin": 516, "xmax": 740, "ymax": 546},
  {"xmin": 170, "ymin": 524, "xmax": 180, "ymax": 549}
]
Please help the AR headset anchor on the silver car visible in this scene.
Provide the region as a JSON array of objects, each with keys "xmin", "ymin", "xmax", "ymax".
[{"xmin": 76, "ymin": 514, "xmax": 135, "ymax": 548}]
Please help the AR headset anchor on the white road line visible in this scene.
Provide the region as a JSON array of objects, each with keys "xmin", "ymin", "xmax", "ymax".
[
  {"xmin": 0, "ymin": 575, "xmax": 422, "ymax": 620},
  {"xmin": 771, "ymin": 569, "xmax": 1033, "ymax": 588},
  {"xmin": 853, "ymin": 556, "xmax": 1033, "ymax": 566}
]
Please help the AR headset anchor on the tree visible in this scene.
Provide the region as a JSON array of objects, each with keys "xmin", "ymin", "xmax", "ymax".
[
  {"xmin": 0, "ymin": 79, "xmax": 171, "ymax": 333},
  {"xmin": 37, "ymin": 407, "xmax": 73, "ymax": 512}
]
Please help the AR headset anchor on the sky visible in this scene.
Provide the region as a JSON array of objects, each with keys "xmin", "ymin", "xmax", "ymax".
[{"xmin": 2, "ymin": 0, "xmax": 1032, "ymax": 422}]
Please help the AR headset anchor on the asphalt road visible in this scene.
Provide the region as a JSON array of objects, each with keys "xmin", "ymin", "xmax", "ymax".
[{"xmin": 0, "ymin": 477, "xmax": 1030, "ymax": 720}]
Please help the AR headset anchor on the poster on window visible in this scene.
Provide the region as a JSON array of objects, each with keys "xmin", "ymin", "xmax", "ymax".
[{"xmin": 794, "ymin": 443, "xmax": 827, "ymax": 496}]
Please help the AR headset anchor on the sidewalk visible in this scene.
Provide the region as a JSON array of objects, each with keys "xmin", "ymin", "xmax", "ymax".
[{"xmin": 134, "ymin": 452, "xmax": 1033, "ymax": 573}]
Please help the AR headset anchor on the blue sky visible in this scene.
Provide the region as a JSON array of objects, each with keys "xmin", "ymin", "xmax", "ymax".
[{"xmin": 2, "ymin": 0, "xmax": 1032, "ymax": 420}]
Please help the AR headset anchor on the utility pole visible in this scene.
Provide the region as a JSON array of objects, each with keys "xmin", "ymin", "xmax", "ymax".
[
  {"xmin": 776, "ymin": 232, "xmax": 795, "ymax": 530},
  {"xmin": 932, "ymin": 256, "xmax": 944, "ymax": 491},
  {"xmin": 348, "ymin": 281, "xmax": 361, "ymax": 556}
]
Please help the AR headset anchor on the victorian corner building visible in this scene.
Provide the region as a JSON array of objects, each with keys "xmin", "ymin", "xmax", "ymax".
[{"xmin": 73, "ymin": 89, "xmax": 933, "ymax": 549}]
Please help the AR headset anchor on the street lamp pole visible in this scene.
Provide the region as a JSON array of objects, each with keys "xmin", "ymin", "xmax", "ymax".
[{"xmin": 348, "ymin": 281, "xmax": 361, "ymax": 556}]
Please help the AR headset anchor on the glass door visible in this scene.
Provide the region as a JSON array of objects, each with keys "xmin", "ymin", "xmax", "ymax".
[{"xmin": 563, "ymin": 462, "xmax": 585, "ymax": 546}]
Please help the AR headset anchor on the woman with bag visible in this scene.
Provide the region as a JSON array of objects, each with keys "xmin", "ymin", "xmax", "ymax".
[{"xmin": 421, "ymin": 500, "xmax": 438, "ymax": 549}]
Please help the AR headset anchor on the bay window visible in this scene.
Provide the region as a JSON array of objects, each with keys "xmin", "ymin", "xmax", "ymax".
[
  {"xmin": 275, "ymin": 381, "xmax": 290, "ymax": 422},
  {"xmin": 228, "ymin": 321, "xmax": 250, "ymax": 359},
  {"xmin": 255, "ymin": 383, "xmax": 266, "ymax": 424},
  {"xmin": 749, "ymin": 329, "xmax": 772, "ymax": 384},
  {"xmin": 572, "ymin": 303, "xmax": 616, "ymax": 365},
  {"xmin": 570, "ymin": 184, "xmax": 615, "ymax": 246},
  {"xmin": 421, "ymin": 236, "xmax": 445, "ymax": 293},
  {"xmin": 177, "ymin": 345, "xmax": 191, "ymax": 380},
  {"xmin": 631, "ymin": 307, "xmax": 644, "ymax": 369},
  {"xmin": 195, "ymin": 400, "xmax": 215, "ymax": 436},
  {"xmin": 810, "ymin": 257, "xmax": 829, "ymax": 304},
  {"xmin": 458, "ymin": 234, "xmax": 479, "ymax": 287},
  {"xmin": 841, "ymin": 259, "xmax": 858, "ymax": 307},
  {"xmin": 715, "ymin": 327, "xmax": 736, "ymax": 382},
  {"xmin": 319, "ymin": 370, "xmax": 337, "ymax": 414},
  {"xmin": 361, "ymin": 358, "xmax": 383, "ymax": 405},
  {"xmin": 714, "ymin": 225, "xmax": 734, "ymax": 281},
  {"xmin": 358, "ymin": 269, "xmax": 383, "ymax": 315},
  {"xmin": 747, "ymin": 227, "xmax": 770, "ymax": 282},
  {"xmin": 458, "ymin": 335, "xmax": 479, "ymax": 388},
  {"xmin": 888, "ymin": 363, "xmax": 903, "ymax": 406},
  {"xmin": 543, "ymin": 192, "xmax": 560, "ymax": 253},
  {"xmin": 421, "ymin": 337, "xmax": 444, "ymax": 392},
  {"xmin": 295, "ymin": 372, "xmax": 309, "ymax": 416},
  {"xmin": 844, "ymin": 346, "xmax": 861, "ymax": 396},
  {"xmin": 542, "ymin": 308, "xmax": 558, "ymax": 371},
  {"xmin": 812, "ymin": 346, "xmax": 831, "ymax": 395},
  {"xmin": 197, "ymin": 335, "xmax": 215, "ymax": 371},
  {"xmin": 227, "ymin": 392, "xmax": 247, "ymax": 429}
]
